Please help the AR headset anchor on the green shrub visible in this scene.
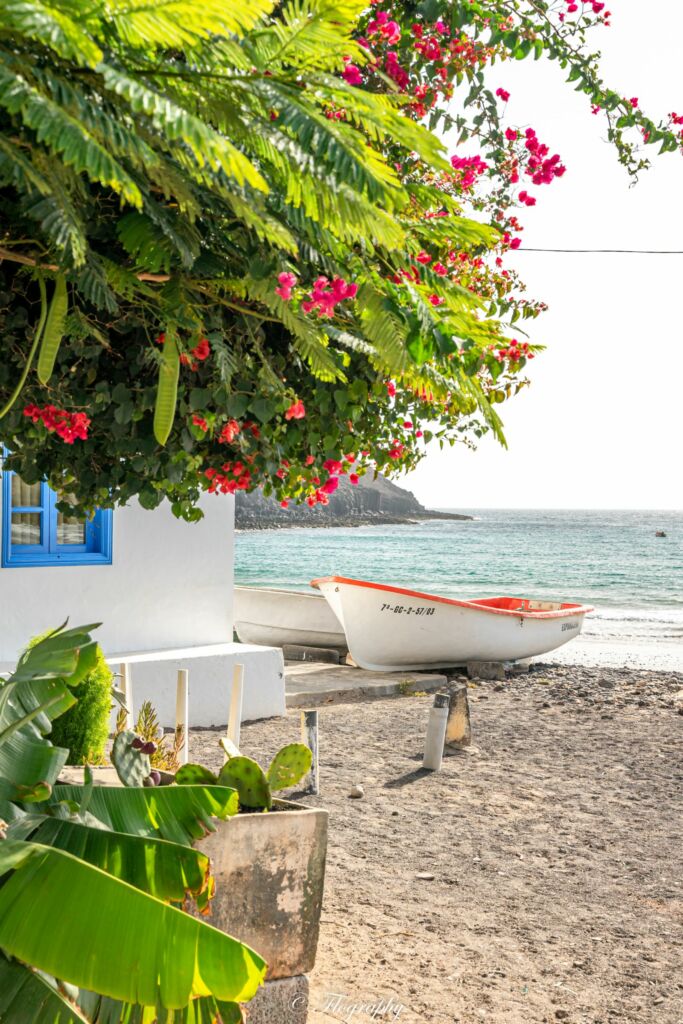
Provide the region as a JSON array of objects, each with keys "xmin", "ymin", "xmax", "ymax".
[{"xmin": 28, "ymin": 631, "xmax": 112, "ymax": 765}]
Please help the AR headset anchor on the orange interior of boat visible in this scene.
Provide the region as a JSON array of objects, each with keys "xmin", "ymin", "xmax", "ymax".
[{"xmin": 468, "ymin": 597, "xmax": 577, "ymax": 613}]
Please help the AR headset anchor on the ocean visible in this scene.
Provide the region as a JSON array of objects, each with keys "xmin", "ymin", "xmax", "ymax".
[{"xmin": 235, "ymin": 509, "xmax": 683, "ymax": 660}]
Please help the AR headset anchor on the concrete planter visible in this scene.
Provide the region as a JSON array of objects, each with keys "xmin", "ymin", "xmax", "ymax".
[{"xmin": 195, "ymin": 799, "xmax": 328, "ymax": 980}]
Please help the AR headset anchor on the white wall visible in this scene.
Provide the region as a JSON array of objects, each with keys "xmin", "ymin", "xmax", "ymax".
[{"xmin": 0, "ymin": 494, "xmax": 235, "ymax": 661}]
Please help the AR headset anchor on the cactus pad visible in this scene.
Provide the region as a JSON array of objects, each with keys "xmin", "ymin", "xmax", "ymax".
[
  {"xmin": 111, "ymin": 730, "xmax": 151, "ymax": 787},
  {"xmin": 266, "ymin": 743, "xmax": 312, "ymax": 792},
  {"xmin": 218, "ymin": 756, "xmax": 271, "ymax": 810},
  {"xmin": 175, "ymin": 763, "xmax": 218, "ymax": 786}
]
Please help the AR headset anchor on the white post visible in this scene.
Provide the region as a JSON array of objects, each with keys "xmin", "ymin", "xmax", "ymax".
[
  {"xmin": 175, "ymin": 669, "xmax": 189, "ymax": 765},
  {"xmin": 120, "ymin": 663, "xmax": 134, "ymax": 730},
  {"xmin": 227, "ymin": 663, "xmax": 244, "ymax": 750},
  {"xmin": 422, "ymin": 692, "xmax": 449, "ymax": 771},
  {"xmin": 300, "ymin": 709, "xmax": 319, "ymax": 795}
]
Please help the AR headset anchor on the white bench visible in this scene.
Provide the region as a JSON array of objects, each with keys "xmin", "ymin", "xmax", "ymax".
[{"xmin": 106, "ymin": 642, "xmax": 286, "ymax": 758}]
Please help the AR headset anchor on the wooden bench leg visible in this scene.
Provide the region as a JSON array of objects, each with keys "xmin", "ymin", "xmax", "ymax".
[
  {"xmin": 227, "ymin": 664, "xmax": 244, "ymax": 750},
  {"xmin": 120, "ymin": 663, "xmax": 134, "ymax": 730},
  {"xmin": 176, "ymin": 669, "xmax": 189, "ymax": 765}
]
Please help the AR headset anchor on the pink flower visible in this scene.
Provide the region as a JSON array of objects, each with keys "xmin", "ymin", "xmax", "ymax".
[
  {"xmin": 305, "ymin": 454, "xmax": 316, "ymax": 466},
  {"xmin": 342, "ymin": 62, "xmax": 363, "ymax": 86},
  {"xmin": 403, "ymin": 421, "xmax": 413, "ymax": 429},
  {"xmin": 629, "ymin": 97, "xmax": 639, "ymax": 108},
  {"xmin": 432, "ymin": 263, "xmax": 447, "ymax": 276},
  {"xmin": 509, "ymin": 237, "xmax": 522, "ymax": 250},
  {"xmin": 284, "ymin": 399, "xmax": 306, "ymax": 421},
  {"xmin": 386, "ymin": 381, "xmax": 396, "ymax": 397},
  {"xmin": 349, "ymin": 473, "xmax": 359, "ymax": 486},
  {"xmin": 496, "ymin": 88, "xmax": 510, "ymax": 102},
  {"xmin": 301, "ymin": 276, "xmax": 356, "ymax": 318},
  {"xmin": 320, "ymin": 476, "xmax": 339, "ymax": 495},
  {"xmin": 275, "ymin": 272, "xmax": 297, "ymax": 301},
  {"xmin": 505, "ymin": 128, "xmax": 518, "ymax": 142},
  {"xmin": 323, "ymin": 458, "xmax": 343, "ymax": 475},
  {"xmin": 416, "ymin": 251, "xmax": 432, "ymax": 264},
  {"xmin": 428, "ymin": 294, "xmax": 444, "ymax": 306}
]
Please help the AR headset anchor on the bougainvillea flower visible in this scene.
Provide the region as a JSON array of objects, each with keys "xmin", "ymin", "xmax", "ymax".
[
  {"xmin": 275, "ymin": 272, "xmax": 297, "ymax": 301},
  {"xmin": 285, "ymin": 399, "xmax": 306, "ymax": 420}
]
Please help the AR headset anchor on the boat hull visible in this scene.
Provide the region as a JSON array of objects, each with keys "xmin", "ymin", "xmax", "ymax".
[
  {"xmin": 234, "ymin": 586, "xmax": 347, "ymax": 651},
  {"xmin": 311, "ymin": 577, "xmax": 592, "ymax": 671}
]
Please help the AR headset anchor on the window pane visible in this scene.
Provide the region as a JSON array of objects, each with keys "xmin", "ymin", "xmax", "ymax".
[
  {"xmin": 57, "ymin": 512, "xmax": 86, "ymax": 545},
  {"xmin": 11, "ymin": 475, "xmax": 41, "ymax": 508},
  {"xmin": 11, "ymin": 513, "xmax": 41, "ymax": 545}
]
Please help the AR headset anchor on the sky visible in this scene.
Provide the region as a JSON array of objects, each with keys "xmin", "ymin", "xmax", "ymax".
[{"xmin": 402, "ymin": 1, "xmax": 683, "ymax": 511}]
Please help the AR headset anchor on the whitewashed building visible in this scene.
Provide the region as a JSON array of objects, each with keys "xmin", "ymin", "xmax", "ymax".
[{"xmin": 0, "ymin": 458, "xmax": 285, "ymax": 726}]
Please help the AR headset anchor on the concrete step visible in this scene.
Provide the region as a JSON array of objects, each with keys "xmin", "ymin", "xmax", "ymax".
[{"xmin": 285, "ymin": 661, "xmax": 448, "ymax": 707}]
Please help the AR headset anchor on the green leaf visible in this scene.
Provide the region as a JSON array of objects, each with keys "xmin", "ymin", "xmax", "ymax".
[
  {"xmin": 22, "ymin": 817, "xmax": 213, "ymax": 903},
  {"xmin": 175, "ymin": 763, "xmax": 219, "ymax": 786},
  {"xmin": 154, "ymin": 335, "xmax": 180, "ymax": 445},
  {"xmin": 0, "ymin": 839, "xmax": 267, "ymax": 1006},
  {"xmin": 36, "ymin": 274, "xmax": 68, "ymax": 384},
  {"xmin": 53, "ymin": 784, "xmax": 239, "ymax": 845},
  {"xmin": 0, "ymin": 954, "xmax": 91, "ymax": 1024}
]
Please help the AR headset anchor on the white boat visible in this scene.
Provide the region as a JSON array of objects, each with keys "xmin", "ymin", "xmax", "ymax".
[
  {"xmin": 311, "ymin": 575, "xmax": 593, "ymax": 671},
  {"xmin": 234, "ymin": 585, "xmax": 347, "ymax": 650}
]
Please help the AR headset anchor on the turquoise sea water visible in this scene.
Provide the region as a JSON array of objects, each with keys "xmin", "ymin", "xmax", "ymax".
[{"xmin": 235, "ymin": 509, "xmax": 683, "ymax": 646}]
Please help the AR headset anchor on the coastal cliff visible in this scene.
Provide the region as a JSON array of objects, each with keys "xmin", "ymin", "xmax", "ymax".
[{"xmin": 235, "ymin": 474, "xmax": 473, "ymax": 529}]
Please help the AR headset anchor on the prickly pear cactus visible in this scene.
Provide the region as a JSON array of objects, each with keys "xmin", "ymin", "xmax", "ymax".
[
  {"xmin": 266, "ymin": 743, "xmax": 312, "ymax": 792},
  {"xmin": 175, "ymin": 763, "xmax": 218, "ymax": 786},
  {"xmin": 218, "ymin": 756, "xmax": 271, "ymax": 810},
  {"xmin": 111, "ymin": 730, "xmax": 151, "ymax": 787}
]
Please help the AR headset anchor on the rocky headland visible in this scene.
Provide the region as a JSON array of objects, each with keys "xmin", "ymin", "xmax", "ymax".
[{"xmin": 235, "ymin": 474, "xmax": 473, "ymax": 529}]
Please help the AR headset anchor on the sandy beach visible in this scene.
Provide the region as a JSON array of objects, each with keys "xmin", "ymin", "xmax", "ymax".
[{"xmin": 191, "ymin": 660, "xmax": 683, "ymax": 1024}]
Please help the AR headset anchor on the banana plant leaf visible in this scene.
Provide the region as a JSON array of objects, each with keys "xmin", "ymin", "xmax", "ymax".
[
  {"xmin": 15, "ymin": 817, "xmax": 213, "ymax": 904},
  {"xmin": 52, "ymin": 785, "xmax": 239, "ymax": 846},
  {"xmin": 0, "ymin": 957, "xmax": 243, "ymax": 1023},
  {"xmin": 9, "ymin": 624, "xmax": 101, "ymax": 685},
  {"xmin": 0, "ymin": 954, "xmax": 90, "ymax": 1023},
  {"xmin": 0, "ymin": 840, "xmax": 267, "ymax": 1007},
  {"xmin": 78, "ymin": 992, "xmax": 243, "ymax": 1023},
  {"xmin": 0, "ymin": 728, "xmax": 68, "ymax": 790}
]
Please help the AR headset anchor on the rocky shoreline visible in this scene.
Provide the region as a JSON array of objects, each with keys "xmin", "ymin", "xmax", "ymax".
[{"xmin": 235, "ymin": 473, "xmax": 473, "ymax": 530}]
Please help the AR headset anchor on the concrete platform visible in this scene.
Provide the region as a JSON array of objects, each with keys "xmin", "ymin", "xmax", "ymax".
[{"xmin": 285, "ymin": 661, "xmax": 448, "ymax": 707}]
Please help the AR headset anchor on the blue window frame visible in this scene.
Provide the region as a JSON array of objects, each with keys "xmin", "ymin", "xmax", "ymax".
[{"xmin": 2, "ymin": 468, "xmax": 112, "ymax": 568}]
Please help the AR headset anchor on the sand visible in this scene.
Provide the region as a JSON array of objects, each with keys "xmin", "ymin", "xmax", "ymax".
[{"xmin": 190, "ymin": 662, "xmax": 683, "ymax": 1024}]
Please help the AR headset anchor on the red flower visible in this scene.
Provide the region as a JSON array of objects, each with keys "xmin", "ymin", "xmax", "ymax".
[
  {"xmin": 323, "ymin": 458, "xmax": 343, "ymax": 475},
  {"xmin": 284, "ymin": 399, "xmax": 306, "ymax": 421},
  {"xmin": 428, "ymin": 294, "xmax": 444, "ymax": 306},
  {"xmin": 349, "ymin": 473, "xmax": 359, "ymax": 486},
  {"xmin": 192, "ymin": 337, "xmax": 211, "ymax": 361},
  {"xmin": 496, "ymin": 88, "xmax": 510, "ymax": 102},
  {"xmin": 386, "ymin": 381, "xmax": 397, "ymax": 397},
  {"xmin": 155, "ymin": 332, "xmax": 166, "ymax": 345},
  {"xmin": 415, "ymin": 251, "xmax": 432, "ymax": 264},
  {"xmin": 280, "ymin": 500, "xmax": 289, "ymax": 508},
  {"xmin": 192, "ymin": 414, "xmax": 208, "ymax": 432},
  {"xmin": 218, "ymin": 419, "xmax": 241, "ymax": 444},
  {"xmin": 305, "ymin": 454, "xmax": 316, "ymax": 466}
]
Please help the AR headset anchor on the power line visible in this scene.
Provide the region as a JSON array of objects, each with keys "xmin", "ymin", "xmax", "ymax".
[{"xmin": 516, "ymin": 247, "xmax": 683, "ymax": 254}]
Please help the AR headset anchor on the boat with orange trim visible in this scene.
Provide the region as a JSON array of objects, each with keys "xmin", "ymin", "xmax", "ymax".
[{"xmin": 310, "ymin": 576, "xmax": 593, "ymax": 671}]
